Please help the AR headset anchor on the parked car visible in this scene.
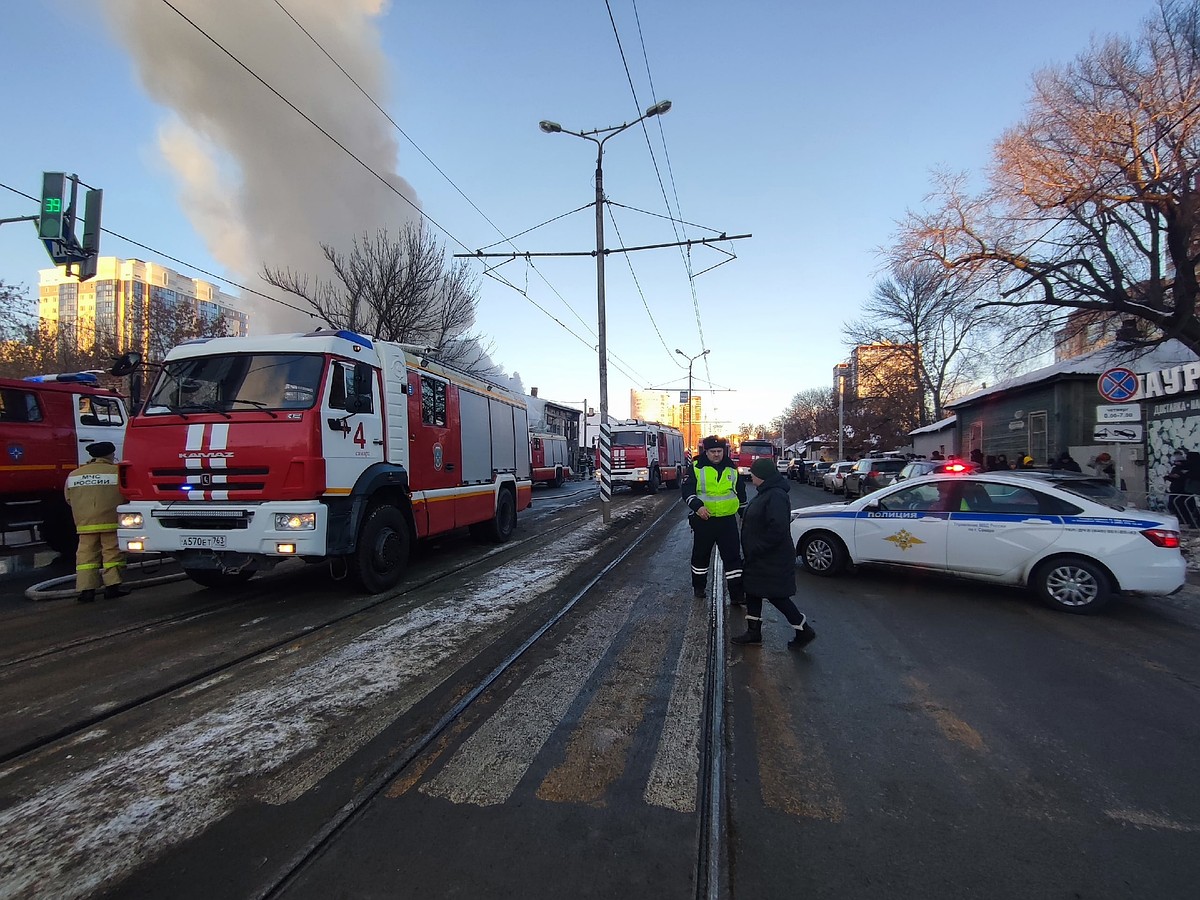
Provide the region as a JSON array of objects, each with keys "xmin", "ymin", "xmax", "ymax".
[
  {"xmin": 1008, "ymin": 470, "xmax": 1129, "ymax": 509},
  {"xmin": 842, "ymin": 457, "xmax": 907, "ymax": 498},
  {"xmin": 822, "ymin": 461, "xmax": 857, "ymax": 494},
  {"xmin": 786, "ymin": 458, "xmax": 807, "ymax": 481},
  {"xmin": 789, "ymin": 472, "xmax": 1185, "ymax": 614},
  {"xmin": 806, "ymin": 461, "xmax": 832, "ymax": 487},
  {"xmin": 894, "ymin": 459, "xmax": 980, "ymax": 482}
]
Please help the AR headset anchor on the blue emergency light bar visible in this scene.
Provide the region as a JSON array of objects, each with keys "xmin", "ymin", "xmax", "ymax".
[
  {"xmin": 24, "ymin": 372, "xmax": 100, "ymax": 384},
  {"xmin": 301, "ymin": 328, "xmax": 373, "ymax": 348}
]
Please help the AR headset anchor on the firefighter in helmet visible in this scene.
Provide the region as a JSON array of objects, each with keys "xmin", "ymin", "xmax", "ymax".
[
  {"xmin": 65, "ymin": 441, "xmax": 129, "ymax": 602},
  {"xmin": 681, "ymin": 435, "xmax": 746, "ymax": 603}
]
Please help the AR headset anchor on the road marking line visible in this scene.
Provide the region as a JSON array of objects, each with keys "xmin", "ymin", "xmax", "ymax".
[
  {"xmin": 643, "ymin": 594, "xmax": 707, "ymax": 812},
  {"xmin": 419, "ymin": 588, "xmax": 638, "ymax": 806},
  {"xmin": 536, "ymin": 615, "xmax": 662, "ymax": 804}
]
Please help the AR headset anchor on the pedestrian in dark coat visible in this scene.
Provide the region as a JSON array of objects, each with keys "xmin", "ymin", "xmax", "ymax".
[{"xmin": 732, "ymin": 458, "xmax": 816, "ymax": 649}]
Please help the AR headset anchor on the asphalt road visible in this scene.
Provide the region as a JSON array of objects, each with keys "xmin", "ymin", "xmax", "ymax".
[{"xmin": 0, "ymin": 477, "xmax": 1197, "ymax": 899}]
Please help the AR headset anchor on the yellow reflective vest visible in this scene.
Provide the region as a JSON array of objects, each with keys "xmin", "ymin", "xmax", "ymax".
[
  {"xmin": 64, "ymin": 459, "xmax": 123, "ymax": 533},
  {"xmin": 691, "ymin": 462, "xmax": 741, "ymax": 517}
]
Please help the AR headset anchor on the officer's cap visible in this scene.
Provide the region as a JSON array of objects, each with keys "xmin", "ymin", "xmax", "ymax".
[
  {"xmin": 86, "ymin": 441, "xmax": 116, "ymax": 458},
  {"xmin": 700, "ymin": 435, "xmax": 727, "ymax": 451}
]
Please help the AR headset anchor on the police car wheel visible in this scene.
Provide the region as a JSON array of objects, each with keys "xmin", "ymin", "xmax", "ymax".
[
  {"xmin": 800, "ymin": 531, "xmax": 847, "ymax": 576},
  {"xmin": 1033, "ymin": 555, "xmax": 1112, "ymax": 614}
]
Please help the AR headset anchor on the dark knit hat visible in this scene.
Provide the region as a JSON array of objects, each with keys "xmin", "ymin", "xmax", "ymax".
[
  {"xmin": 750, "ymin": 457, "xmax": 776, "ymax": 480},
  {"xmin": 700, "ymin": 435, "xmax": 727, "ymax": 451},
  {"xmin": 86, "ymin": 441, "xmax": 116, "ymax": 458}
]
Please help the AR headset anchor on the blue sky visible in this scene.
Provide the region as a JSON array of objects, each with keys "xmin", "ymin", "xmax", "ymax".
[{"xmin": 0, "ymin": 1, "xmax": 1154, "ymax": 432}]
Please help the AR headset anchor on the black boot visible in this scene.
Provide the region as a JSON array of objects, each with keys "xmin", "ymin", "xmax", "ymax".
[
  {"xmin": 76, "ymin": 589, "xmax": 96, "ymax": 604},
  {"xmin": 789, "ymin": 622, "xmax": 817, "ymax": 650},
  {"xmin": 731, "ymin": 617, "xmax": 762, "ymax": 645},
  {"xmin": 693, "ymin": 586, "xmax": 705, "ymax": 599},
  {"xmin": 104, "ymin": 584, "xmax": 131, "ymax": 599},
  {"xmin": 728, "ymin": 591, "xmax": 746, "ymax": 607}
]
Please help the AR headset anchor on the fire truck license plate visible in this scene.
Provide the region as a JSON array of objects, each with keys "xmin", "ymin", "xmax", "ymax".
[{"xmin": 180, "ymin": 535, "xmax": 226, "ymax": 549}]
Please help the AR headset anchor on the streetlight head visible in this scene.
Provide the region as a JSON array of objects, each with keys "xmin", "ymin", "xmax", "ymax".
[
  {"xmin": 675, "ymin": 348, "xmax": 685, "ymax": 357},
  {"xmin": 645, "ymin": 100, "xmax": 672, "ymax": 118},
  {"xmin": 701, "ymin": 348, "xmax": 710, "ymax": 357},
  {"xmin": 539, "ymin": 120, "xmax": 562, "ymax": 134}
]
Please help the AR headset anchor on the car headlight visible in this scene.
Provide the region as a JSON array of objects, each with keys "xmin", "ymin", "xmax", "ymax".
[
  {"xmin": 274, "ymin": 512, "xmax": 317, "ymax": 531},
  {"xmin": 118, "ymin": 512, "xmax": 143, "ymax": 528}
]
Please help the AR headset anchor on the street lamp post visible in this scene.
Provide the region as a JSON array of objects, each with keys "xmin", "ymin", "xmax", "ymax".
[
  {"xmin": 539, "ymin": 100, "xmax": 672, "ymax": 524},
  {"xmin": 675, "ymin": 347, "xmax": 709, "ymax": 453},
  {"xmin": 836, "ymin": 363, "xmax": 850, "ymax": 461}
]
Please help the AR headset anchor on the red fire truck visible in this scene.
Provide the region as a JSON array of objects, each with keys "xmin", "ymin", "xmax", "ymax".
[
  {"xmin": 597, "ymin": 420, "xmax": 686, "ymax": 493},
  {"xmin": 736, "ymin": 438, "xmax": 777, "ymax": 479},
  {"xmin": 0, "ymin": 372, "xmax": 129, "ymax": 553},
  {"xmin": 117, "ymin": 330, "xmax": 532, "ymax": 593},
  {"xmin": 530, "ymin": 431, "xmax": 573, "ymax": 487}
]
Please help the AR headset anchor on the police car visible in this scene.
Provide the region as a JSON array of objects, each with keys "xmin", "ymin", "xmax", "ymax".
[{"xmin": 789, "ymin": 472, "xmax": 1185, "ymax": 614}]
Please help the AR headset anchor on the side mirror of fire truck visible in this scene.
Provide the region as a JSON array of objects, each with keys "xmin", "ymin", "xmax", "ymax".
[{"xmin": 109, "ymin": 351, "xmax": 142, "ymax": 378}]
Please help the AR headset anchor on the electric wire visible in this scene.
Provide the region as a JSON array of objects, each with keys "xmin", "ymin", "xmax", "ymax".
[
  {"xmin": 0, "ymin": 181, "xmax": 313, "ymax": 318},
  {"xmin": 605, "ymin": 0, "xmax": 718, "ymax": 394},
  {"xmin": 266, "ymin": 0, "xmax": 628, "ymax": 371}
]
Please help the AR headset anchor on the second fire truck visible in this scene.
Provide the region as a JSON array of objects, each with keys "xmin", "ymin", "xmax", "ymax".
[
  {"xmin": 596, "ymin": 420, "xmax": 686, "ymax": 493},
  {"xmin": 117, "ymin": 330, "xmax": 532, "ymax": 593}
]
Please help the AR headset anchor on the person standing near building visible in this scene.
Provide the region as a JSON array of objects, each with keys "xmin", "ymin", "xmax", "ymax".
[
  {"xmin": 65, "ymin": 441, "xmax": 129, "ymax": 603},
  {"xmin": 732, "ymin": 458, "xmax": 816, "ymax": 649},
  {"xmin": 1165, "ymin": 449, "xmax": 1194, "ymax": 527},
  {"xmin": 681, "ymin": 435, "xmax": 746, "ymax": 604}
]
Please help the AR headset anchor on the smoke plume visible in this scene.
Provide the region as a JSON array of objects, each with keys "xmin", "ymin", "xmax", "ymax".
[{"xmin": 98, "ymin": 0, "xmax": 420, "ymax": 333}]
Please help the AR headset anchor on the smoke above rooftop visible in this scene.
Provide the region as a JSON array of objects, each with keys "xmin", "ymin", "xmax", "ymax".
[{"xmin": 98, "ymin": 0, "xmax": 420, "ymax": 333}]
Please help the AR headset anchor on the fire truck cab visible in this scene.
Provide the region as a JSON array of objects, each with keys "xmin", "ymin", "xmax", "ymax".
[
  {"xmin": 117, "ymin": 330, "xmax": 532, "ymax": 593},
  {"xmin": 0, "ymin": 373, "xmax": 128, "ymax": 553},
  {"xmin": 598, "ymin": 420, "xmax": 686, "ymax": 493},
  {"xmin": 736, "ymin": 439, "xmax": 777, "ymax": 479},
  {"xmin": 530, "ymin": 431, "xmax": 573, "ymax": 487}
]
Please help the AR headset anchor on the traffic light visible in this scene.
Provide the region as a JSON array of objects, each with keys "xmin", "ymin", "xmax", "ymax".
[
  {"xmin": 77, "ymin": 188, "xmax": 103, "ymax": 281},
  {"xmin": 38, "ymin": 172, "xmax": 68, "ymax": 241}
]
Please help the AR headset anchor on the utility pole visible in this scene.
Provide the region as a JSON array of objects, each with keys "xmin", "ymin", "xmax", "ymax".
[
  {"xmin": 460, "ymin": 103, "xmax": 750, "ymax": 526},
  {"xmin": 676, "ymin": 348, "xmax": 709, "ymax": 453},
  {"xmin": 836, "ymin": 363, "xmax": 850, "ymax": 461}
]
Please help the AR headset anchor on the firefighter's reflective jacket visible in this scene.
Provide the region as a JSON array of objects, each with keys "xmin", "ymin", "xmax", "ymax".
[{"xmin": 64, "ymin": 460, "xmax": 123, "ymax": 532}]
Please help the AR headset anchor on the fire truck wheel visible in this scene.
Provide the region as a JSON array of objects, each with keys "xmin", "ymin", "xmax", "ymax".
[
  {"xmin": 183, "ymin": 568, "xmax": 255, "ymax": 589},
  {"xmin": 40, "ymin": 510, "xmax": 79, "ymax": 556},
  {"xmin": 349, "ymin": 506, "xmax": 411, "ymax": 593},
  {"xmin": 645, "ymin": 468, "xmax": 660, "ymax": 493},
  {"xmin": 552, "ymin": 468, "xmax": 565, "ymax": 488},
  {"xmin": 470, "ymin": 489, "xmax": 516, "ymax": 543}
]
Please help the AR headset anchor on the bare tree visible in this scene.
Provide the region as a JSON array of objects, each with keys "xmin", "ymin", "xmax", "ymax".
[
  {"xmin": 845, "ymin": 264, "xmax": 990, "ymax": 423},
  {"xmin": 896, "ymin": 1, "xmax": 1200, "ymax": 356},
  {"xmin": 264, "ymin": 226, "xmax": 496, "ymax": 375}
]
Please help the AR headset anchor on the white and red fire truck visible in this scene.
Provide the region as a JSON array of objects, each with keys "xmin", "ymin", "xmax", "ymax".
[
  {"xmin": 117, "ymin": 330, "xmax": 532, "ymax": 593},
  {"xmin": 0, "ymin": 372, "xmax": 129, "ymax": 553},
  {"xmin": 596, "ymin": 420, "xmax": 686, "ymax": 493},
  {"xmin": 530, "ymin": 431, "xmax": 573, "ymax": 487}
]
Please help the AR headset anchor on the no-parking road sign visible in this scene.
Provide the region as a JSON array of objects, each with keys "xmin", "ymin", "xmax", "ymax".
[{"xmin": 1097, "ymin": 367, "xmax": 1140, "ymax": 402}]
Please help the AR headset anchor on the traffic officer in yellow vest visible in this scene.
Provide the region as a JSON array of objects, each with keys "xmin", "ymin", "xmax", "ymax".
[
  {"xmin": 65, "ymin": 441, "xmax": 129, "ymax": 603},
  {"xmin": 681, "ymin": 435, "xmax": 747, "ymax": 604}
]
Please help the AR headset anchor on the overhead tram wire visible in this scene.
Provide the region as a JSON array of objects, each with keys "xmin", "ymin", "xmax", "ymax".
[
  {"xmin": 604, "ymin": 204, "xmax": 673, "ymax": 356},
  {"xmin": 604, "ymin": 0, "xmax": 714, "ymax": 374},
  {"xmin": 158, "ymin": 0, "xmax": 466, "ymax": 254},
  {"xmin": 267, "ymin": 0, "xmax": 631, "ymax": 369},
  {"xmin": 0, "ymin": 182, "xmax": 313, "ymax": 318}
]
